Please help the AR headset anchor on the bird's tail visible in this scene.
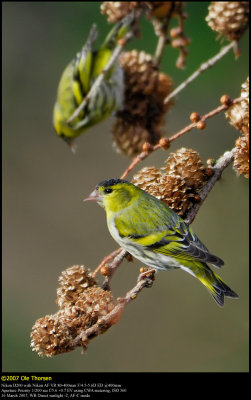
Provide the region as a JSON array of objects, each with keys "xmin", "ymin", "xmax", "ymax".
[{"xmin": 183, "ymin": 263, "xmax": 239, "ymax": 307}]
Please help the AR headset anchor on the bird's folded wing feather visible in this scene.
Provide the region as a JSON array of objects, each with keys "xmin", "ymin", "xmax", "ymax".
[{"xmin": 116, "ymin": 211, "xmax": 224, "ymax": 268}]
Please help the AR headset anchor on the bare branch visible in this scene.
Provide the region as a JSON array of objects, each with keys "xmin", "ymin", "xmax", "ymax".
[
  {"xmin": 153, "ymin": 15, "xmax": 172, "ymax": 66},
  {"xmin": 164, "ymin": 41, "xmax": 236, "ymax": 105},
  {"xmin": 101, "ymin": 249, "xmax": 128, "ymax": 290},
  {"xmin": 184, "ymin": 149, "xmax": 235, "ymax": 225},
  {"xmin": 92, "ymin": 248, "xmax": 123, "ymax": 278}
]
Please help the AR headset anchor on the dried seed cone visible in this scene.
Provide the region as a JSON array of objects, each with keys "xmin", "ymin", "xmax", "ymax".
[
  {"xmin": 132, "ymin": 148, "xmax": 207, "ymax": 216},
  {"xmin": 158, "ymin": 173, "xmax": 195, "ymax": 215},
  {"xmin": 113, "ymin": 51, "xmax": 173, "ymax": 157},
  {"xmin": 132, "ymin": 166, "xmax": 161, "ymax": 187},
  {"xmin": 30, "ymin": 313, "xmax": 72, "ymax": 357},
  {"xmin": 113, "ymin": 121, "xmax": 158, "ymax": 157},
  {"xmin": 100, "ymin": 2, "xmax": 181, "ymax": 22},
  {"xmin": 120, "ymin": 50, "xmax": 159, "ymax": 100},
  {"xmin": 206, "ymin": 2, "xmax": 249, "ymax": 41},
  {"xmin": 101, "ymin": 2, "xmax": 139, "ymax": 23},
  {"xmin": 233, "ymin": 135, "xmax": 249, "ymax": 178},
  {"xmin": 132, "ymin": 166, "xmax": 162, "ymax": 196},
  {"xmin": 31, "ymin": 287, "xmax": 115, "ymax": 357},
  {"xmin": 226, "ymin": 77, "xmax": 249, "ymax": 134},
  {"xmin": 62, "ymin": 287, "xmax": 115, "ymax": 336},
  {"xmin": 164, "ymin": 148, "xmax": 207, "ymax": 190},
  {"xmin": 74, "ymin": 287, "xmax": 115, "ymax": 318},
  {"xmin": 56, "ymin": 265, "xmax": 96, "ymax": 308},
  {"xmin": 133, "ymin": 169, "xmax": 198, "ymax": 216}
]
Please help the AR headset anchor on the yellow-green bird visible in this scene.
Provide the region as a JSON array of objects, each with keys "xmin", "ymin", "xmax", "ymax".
[
  {"xmin": 85, "ymin": 179, "xmax": 238, "ymax": 307},
  {"xmin": 53, "ymin": 14, "xmax": 133, "ymax": 147}
]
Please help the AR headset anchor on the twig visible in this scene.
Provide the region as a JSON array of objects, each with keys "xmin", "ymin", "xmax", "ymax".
[
  {"xmin": 164, "ymin": 41, "xmax": 236, "ymax": 105},
  {"xmin": 120, "ymin": 96, "xmax": 242, "ymax": 180},
  {"xmin": 200, "ymin": 96, "xmax": 241, "ymax": 120},
  {"xmin": 70, "ymin": 271, "xmax": 155, "ymax": 351},
  {"xmin": 120, "ymin": 149, "xmax": 150, "ymax": 179},
  {"xmin": 92, "ymin": 248, "xmax": 123, "ymax": 278},
  {"xmin": 154, "ymin": 34, "xmax": 168, "ymax": 66},
  {"xmin": 184, "ymin": 148, "xmax": 235, "ymax": 225},
  {"xmin": 154, "ymin": 15, "xmax": 172, "ymax": 66},
  {"xmin": 101, "ymin": 249, "xmax": 128, "ymax": 290},
  {"xmin": 168, "ymin": 96, "xmax": 242, "ymax": 142},
  {"xmin": 67, "ymin": 30, "xmax": 135, "ymax": 124}
]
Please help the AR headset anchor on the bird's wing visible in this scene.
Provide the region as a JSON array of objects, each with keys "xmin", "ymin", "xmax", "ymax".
[
  {"xmin": 72, "ymin": 24, "xmax": 98, "ymax": 104},
  {"xmin": 121, "ymin": 215, "xmax": 224, "ymax": 268},
  {"xmin": 149, "ymin": 220, "xmax": 224, "ymax": 268},
  {"xmin": 114, "ymin": 196, "xmax": 224, "ymax": 268}
]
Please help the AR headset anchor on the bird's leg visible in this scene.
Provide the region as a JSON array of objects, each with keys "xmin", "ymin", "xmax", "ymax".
[
  {"xmin": 92, "ymin": 248, "xmax": 123, "ymax": 278},
  {"xmin": 137, "ymin": 267, "xmax": 156, "ymax": 285},
  {"xmin": 101, "ymin": 249, "xmax": 128, "ymax": 291}
]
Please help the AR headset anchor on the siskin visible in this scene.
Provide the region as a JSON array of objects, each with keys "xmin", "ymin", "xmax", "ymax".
[
  {"xmin": 53, "ymin": 14, "xmax": 133, "ymax": 148},
  {"xmin": 85, "ymin": 179, "xmax": 238, "ymax": 307}
]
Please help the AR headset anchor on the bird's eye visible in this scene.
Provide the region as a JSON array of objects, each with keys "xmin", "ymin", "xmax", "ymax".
[{"xmin": 104, "ymin": 188, "xmax": 113, "ymax": 194}]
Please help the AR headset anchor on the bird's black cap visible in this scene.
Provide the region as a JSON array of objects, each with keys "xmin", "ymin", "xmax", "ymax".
[{"xmin": 97, "ymin": 178, "xmax": 129, "ymax": 188}]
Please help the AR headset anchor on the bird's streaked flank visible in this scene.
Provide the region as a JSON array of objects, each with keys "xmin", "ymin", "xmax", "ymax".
[{"xmin": 85, "ymin": 179, "xmax": 238, "ymax": 306}]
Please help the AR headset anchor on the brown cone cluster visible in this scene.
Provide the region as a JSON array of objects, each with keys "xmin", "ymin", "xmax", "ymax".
[
  {"xmin": 100, "ymin": 2, "xmax": 139, "ymax": 23},
  {"xmin": 113, "ymin": 50, "xmax": 173, "ymax": 157},
  {"xmin": 164, "ymin": 147, "xmax": 208, "ymax": 190},
  {"xmin": 233, "ymin": 135, "xmax": 249, "ymax": 178},
  {"xmin": 30, "ymin": 313, "xmax": 73, "ymax": 357},
  {"xmin": 132, "ymin": 148, "xmax": 209, "ymax": 216},
  {"xmin": 226, "ymin": 77, "xmax": 249, "ymax": 134},
  {"xmin": 31, "ymin": 266, "xmax": 115, "ymax": 357},
  {"xmin": 206, "ymin": 2, "xmax": 249, "ymax": 41},
  {"xmin": 225, "ymin": 77, "xmax": 249, "ymax": 179},
  {"xmin": 101, "ymin": 2, "xmax": 188, "ymax": 70},
  {"xmin": 101, "ymin": 2, "xmax": 182, "ymax": 22},
  {"xmin": 61, "ymin": 287, "xmax": 115, "ymax": 340},
  {"xmin": 56, "ymin": 265, "xmax": 96, "ymax": 308}
]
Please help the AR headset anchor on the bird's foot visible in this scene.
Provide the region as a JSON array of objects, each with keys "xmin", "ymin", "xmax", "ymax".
[{"xmin": 137, "ymin": 267, "xmax": 155, "ymax": 287}]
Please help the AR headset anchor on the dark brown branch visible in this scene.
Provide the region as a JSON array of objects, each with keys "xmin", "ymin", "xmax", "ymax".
[
  {"xmin": 164, "ymin": 41, "xmax": 236, "ymax": 105},
  {"xmin": 184, "ymin": 148, "xmax": 235, "ymax": 225}
]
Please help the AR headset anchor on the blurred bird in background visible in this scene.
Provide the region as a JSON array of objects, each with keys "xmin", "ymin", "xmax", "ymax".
[{"xmin": 53, "ymin": 14, "xmax": 134, "ymax": 149}]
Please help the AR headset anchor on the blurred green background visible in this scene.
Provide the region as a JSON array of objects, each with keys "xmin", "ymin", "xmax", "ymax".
[{"xmin": 2, "ymin": 2, "xmax": 249, "ymax": 372}]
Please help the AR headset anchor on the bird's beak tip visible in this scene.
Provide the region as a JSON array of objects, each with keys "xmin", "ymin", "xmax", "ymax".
[
  {"xmin": 61, "ymin": 136, "xmax": 77, "ymax": 153},
  {"xmin": 83, "ymin": 189, "xmax": 99, "ymax": 202},
  {"xmin": 69, "ymin": 141, "xmax": 77, "ymax": 154}
]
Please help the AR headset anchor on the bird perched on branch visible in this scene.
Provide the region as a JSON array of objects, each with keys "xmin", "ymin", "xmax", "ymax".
[
  {"xmin": 53, "ymin": 14, "xmax": 134, "ymax": 149},
  {"xmin": 85, "ymin": 178, "xmax": 238, "ymax": 306}
]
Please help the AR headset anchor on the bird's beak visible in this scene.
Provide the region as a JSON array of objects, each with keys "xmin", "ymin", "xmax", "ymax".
[
  {"xmin": 62, "ymin": 136, "xmax": 77, "ymax": 154},
  {"xmin": 83, "ymin": 188, "xmax": 99, "ymax": 202}
]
